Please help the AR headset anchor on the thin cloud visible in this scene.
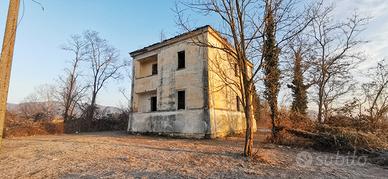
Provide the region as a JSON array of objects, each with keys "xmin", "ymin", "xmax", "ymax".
[{"xmin": 331, "ymin": 0, "xmax": 388, "ymax": 69}]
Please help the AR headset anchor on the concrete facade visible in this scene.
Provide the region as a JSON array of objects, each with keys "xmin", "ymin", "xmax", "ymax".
[{"xmin": 128, "ymin": 26, "xmax": 256, "ymax": 138}]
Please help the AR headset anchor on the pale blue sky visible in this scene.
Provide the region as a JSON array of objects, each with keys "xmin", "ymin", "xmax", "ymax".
[
  {"xmin": 0, "ymin": 0, "xmax": 216, "ymax": 107},
  {"xmin": 1, "ymin": 0, "xmax": 388, "ymax": 107}
]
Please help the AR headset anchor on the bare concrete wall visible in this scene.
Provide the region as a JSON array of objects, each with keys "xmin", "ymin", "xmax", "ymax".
[
  {"xmin": 129, "ymin": 27, "xmax": 255, "ymax": 138},
  {"xmin": 129, "ymin": 109, "xmax": 208, "ymax": 138},
  {"xmin": 206, "ymin": 29, "xmax": 257, "ymax": 137},
  {"xmin": 136, "ymin": 91, "xmax": 156, "ymax": 113},
  {"xmin": 129, "ymin": 32, "xmax": 209, "ymax": 137},
  {"xmin": 135, "ymin": 55, "xmax": 157, "ymax": 78},
  {"xmin": 209, "ymin": 109, "xmax": 247, "ymax": 138}
]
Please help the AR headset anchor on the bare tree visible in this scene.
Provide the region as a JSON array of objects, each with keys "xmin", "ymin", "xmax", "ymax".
[
  {"xmin": 58, "ymin": 35, "xmax": 88, "ymax": 122},
  {"xmin": 18, "ymin": 94, "xmax": 40, "ymax": 119},
  {"xmin": 36, "ymin": 84, "xmax": 58, "ymax": 120},
  {"xmin": 362, "ymin": 60, "xmax": 388, "ymax": 127},
  {"xmin": 18, "ymin": 84, "xmax": 58, "ymax": 121},
  {"xmin": 308, "ymin": 6, "xmax": 368, "ymax": 123},
  {"xmin": 83, "ymin": 30, "xmax": 124, "ymax": 121},
  {"xmin": 175, "ymin": 0, "xmax": 263, "ymax": 156},
  {"xmin": 118, "ymin": 62, "xmax": 132, "ymax": 113},
  {"xmin": 175, "ymin": 0, "xmax": 317, "ymax": 156}
]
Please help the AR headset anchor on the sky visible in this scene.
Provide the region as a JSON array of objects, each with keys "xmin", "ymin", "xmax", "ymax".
[
  {"xmin": 0, "ymin": 0, "xmax": 216, "ymax": 107},
  {"xmin": 1, "ymin": 0, "xmax": 388, "ymax": 107}
]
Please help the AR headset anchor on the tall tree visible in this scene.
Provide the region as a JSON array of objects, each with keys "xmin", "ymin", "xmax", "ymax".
[
  {"xmin": 83, "ymin": 31, "xmax": 123, "ymax": 121},
  {"xmin": 263, "ymin": 1, "xmax": 281, "ymax": 137},
  {"xmin": 59, "ymin": 35, "xmax": 87, "ymax": 122},
  {"xmin": 176, "ymin": 0, "xmax": 264, "ymax": 157},
  {"xmin": 177, "ymin": 0, "xmax": 317, "ymax": 156},
  {"xmin": 309, "ymin": 6, "xmax": 368, "ymax": 123},
  {"xmin": 263, "ymin": 1, "xmax": 280, "ymax": 135},
  {"xmin": 287, "ymin": 46, "xmax": 309, "ymax": 115},
  {"xmin": 362, "ymin": 60, "xmax": 388, "ymax": 127}
]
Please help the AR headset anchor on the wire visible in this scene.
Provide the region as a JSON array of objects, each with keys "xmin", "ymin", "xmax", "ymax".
[
  {"xmin": 31, "ymin": 0, "xmax": 44, "ymax": 11},
  {"xmin": 0, "ymin": 0, "xmax": 24, "ymax": 61},
  {"xmin": 1, "ymin": 0, "xmax": 44, "ymax": 60}
]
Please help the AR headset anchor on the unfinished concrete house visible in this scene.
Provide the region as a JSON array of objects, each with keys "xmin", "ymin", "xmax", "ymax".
[{"xmin": 128, "ymin": 25, "xmax": 256, "ymax": 138}]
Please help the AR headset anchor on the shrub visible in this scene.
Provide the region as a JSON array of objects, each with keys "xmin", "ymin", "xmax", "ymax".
[
  {"xmin": 64, "ymin": 111, "xmax": 129, "ymax": 133},
  {"xmin": 3, "ymin": 111, "xmax": 64, "ymax": 138}
]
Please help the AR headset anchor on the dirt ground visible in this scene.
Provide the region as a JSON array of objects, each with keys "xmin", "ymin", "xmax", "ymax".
[{"xmin": 0, "ymin": 131, "xmax": 386, "ymax": 179}]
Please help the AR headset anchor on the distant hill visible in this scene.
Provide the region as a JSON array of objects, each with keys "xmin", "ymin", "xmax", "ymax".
[
  {"xmin": 6, "ymin": 103, "xmax": 19, "ymax": 112},
  {"xmin": 96, "ymin": 104, "xmax": 122, "ymax": 114}
]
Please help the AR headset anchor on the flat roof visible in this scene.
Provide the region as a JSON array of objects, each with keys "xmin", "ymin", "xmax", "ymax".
[
  {"xmin": 129, "ymin": 25, "xmax": 211, "ymax": 57},
  {"xmin": 129, "ymin": 25, "xmax": 253, "ymax": 67}
]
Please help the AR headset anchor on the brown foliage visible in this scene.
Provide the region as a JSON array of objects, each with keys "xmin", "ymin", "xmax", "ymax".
[
  {"xmin": 266, "ymin": 129, "xmax": 313, "ymax": 147},
  {"xmin": 3, "ymin": 111, "xmax": 63, "ymax": 138},
  {"xmin": 315, "ymin": 125, "xmax": 388, "ymax": 152},
  {"xmin": 266, "ymin": 109, "xmax": 388, "ymax": 156},
  {"xmin": 265, "ymin": 107, "xmax": 315, "ymax": 147},
  {"xmin": 278, "ymin": 106, "xmax": 315, "ymax": 131}
]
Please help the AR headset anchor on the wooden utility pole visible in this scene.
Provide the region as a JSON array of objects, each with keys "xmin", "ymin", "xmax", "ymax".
[{"xmin": 0, "ymin": 0, "xmax": 20, "ymax": 146}]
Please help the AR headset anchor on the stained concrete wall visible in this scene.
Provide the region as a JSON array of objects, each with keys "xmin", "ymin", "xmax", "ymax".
[
  {"xmin": 129, "ymin": 26, "xmax": 255, "ymax": 138},
  {"xmin": 136, "ymin": 91, "xmax": 156, "ymax": 113},
  {"xmin": 206, "ymin": 29, "xmax": 256, "ymax": 138},
  {"xmin": 129, "ymin": 110, "xmax": 208, "ymax": 138},
  {"xmin": 209, "ymin": 109, "xmax": 247, "ymax": 137},
  {"xmin": 129, "ymin": 31, "xmax": 210, "ymax": 137}
]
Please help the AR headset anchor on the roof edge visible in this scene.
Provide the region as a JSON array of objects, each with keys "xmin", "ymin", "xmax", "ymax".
[{"xmin": 129, "ymin": 25, "xmax": 212, "ymax": 57}]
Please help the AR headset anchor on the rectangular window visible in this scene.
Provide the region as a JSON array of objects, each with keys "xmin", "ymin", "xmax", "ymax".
[
  {"xmin": 177, "ymin": 51, "xmax": 185, "ymax": 69},
  {"xmin": 177, "ymin": 90, "xmax": 185, "ymax": 110},
  {"xmin": 236, "ymin": 96, "xmax": 240, "ymax": 111},
  {"xmin": 152, "ymin": 63, "xmax": 158, "ymax": 75},
  {"xmin": 150, "ymin": 96, "xmax": 157, "ymax": 112}
]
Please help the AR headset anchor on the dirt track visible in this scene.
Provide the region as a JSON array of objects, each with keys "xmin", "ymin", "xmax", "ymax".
[{"xmin": 0, "ymin": 131, "xmax": 386, "ymax": 178}]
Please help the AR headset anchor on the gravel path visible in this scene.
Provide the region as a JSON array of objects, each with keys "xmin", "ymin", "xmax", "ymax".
[{"xmin": 0, "ymin": 131, "xmax": 386, "ymax": 178}]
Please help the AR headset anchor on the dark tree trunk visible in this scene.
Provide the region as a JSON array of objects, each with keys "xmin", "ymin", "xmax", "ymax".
[{"xmin": 243, "ymin": 83, "xmax": 254, "ymax": 157}]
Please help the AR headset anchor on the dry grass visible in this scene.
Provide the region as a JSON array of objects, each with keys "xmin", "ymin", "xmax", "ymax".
[
  {"xmin": 3, "ymin": 111, "xmax": 63, "ymax": 138},
  {"xmin": 252, "ymin": 148, "xmax": 285, "ymax": 166},
  {"xmin": 316, "ymin": 125, "xmax": 388, "ymax": 152},
  {"xmin": 1, "ymin": 132, "xmax": 386, "ymax": 178},
  {"xmin": 266, "ymin": 129, "xmax": 313, "ymax": 148},
  {"xmin": 260, "ymin": 107, "xmax": 388, "ymax": 167}
]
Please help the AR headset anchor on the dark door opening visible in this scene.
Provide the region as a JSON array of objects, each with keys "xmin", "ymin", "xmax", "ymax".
[
  {"xmin": 177, "ymin": 90, "xmax": 185, "ymax": 110},
  {"xmin": 150, "ymin": 96, "xmax": 157, "ymax": 112}
]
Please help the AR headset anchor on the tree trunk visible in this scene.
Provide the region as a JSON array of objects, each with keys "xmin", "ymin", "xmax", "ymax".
[
  {"xmin": 243, "ymin": 94, "xmax": 254, "ymax": 157},
  {"xmin": 317, "ymin": 84, "xmax": 324, "ymax": 123},
  {"xmin": 86, "ymin": 92, "xmax": 97, "ymax": 130},
  {"xmin": 271, "ymin": 107, "xmax": 277, "ymax": 137},
  {"xmin": 243, "ymin": 80, "xmax": 254, "ymax": 157},
  {"xmin": 323, "ymin": 102, "xmax": 329, "ymax": 122}
]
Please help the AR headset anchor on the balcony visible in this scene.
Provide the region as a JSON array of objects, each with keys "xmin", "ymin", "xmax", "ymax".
[
  {"xmin": 135, "ymin": 54, "xmax": 158, "ymax": 79},
  {"xmin": 134, "ymin": 74, "xmax": 158, "ymax": 94}
]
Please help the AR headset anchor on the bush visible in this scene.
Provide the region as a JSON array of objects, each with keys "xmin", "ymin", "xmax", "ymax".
[
  {"xmin": 3, "ymin": 111, "xmax": 64, "ymax": 138},
  {"xmin": 64, "ymin": 111, "xmax": 129, "ymax": 133},
  {"xmin": 315, "ymin": 125, "xmax": 388, "ymax": 152}
]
